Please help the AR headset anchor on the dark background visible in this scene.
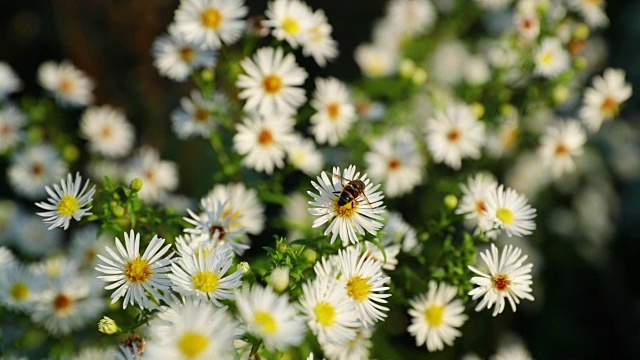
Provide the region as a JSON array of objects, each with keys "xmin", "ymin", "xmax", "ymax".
[{"xmin": 1, "ymin": 1, "xmax": 639, "ymax": 358}]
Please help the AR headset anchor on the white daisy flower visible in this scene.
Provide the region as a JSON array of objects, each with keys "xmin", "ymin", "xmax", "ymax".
[
  {"xmin": 363, "ymin": 239, "xmax": 401, "ymax": 272},
  {"xmin": 0, "ymin": 264, "xmax": 43, "ymax": 312},
  {"xmin": 35, "ymin": 172, "xmax": 96, "ymax": 230},
  {"xmin": 380, "ymin": 212, "xmax": 419, "ymax": 254},
  {"xmin": 0, "ymin": 62, "xmax": 22, "ymax": 98},
  {"xmin": 31, "ymin": 274, "xmax": 104, "ymax": 336},
  {"xmin": 534, "ymin": 37, "xmax": 570, "ymax": 79},
  {"xmin": 169, "ymin": 247, "xmax": 243, "ymax": 304},
  {"xmin": 207, "ymin": 183, "xmax": 266, "ymax": 235},
  {"xmin": 425, "ymin": 103, "xmax": 486, "ymax": 170},
  {"xmin": 152, "ymin": 24, "xmax": 217, "ymax": 82},
  {"xmin": 485, "ymin": 185, "xmax": 537, "ymax": 238},
  {"xmin": 354, "ymin": 43, "xmax": 398, "ymax": 78},
  {"xmin": 0, "ymin": 105, "xmax": 26, "ymax": 153},
  {"xmin": 31, "ymin": 255, "xmax": 79, "ymax": 281},
  {"xmin": 183, "ymin": 196, "xmax": 250, "ymax": 255},
  {"xmin": 236, "ymin": 47, "xmax": 308, "ymax": 116},
  {"xmin": 568, "ymin": 0, "xmax": 608, "ymax": 29},
  {"xmin": 235, "ymin": 284, "xmax": 306, "ymax": 351},
  {"xmin": 386, "ymin": 0, "xmax": 437, "ymax": 37},
  {"xmin": 365, "ymin": 129, "xmax": 424, "ymax": 198},
  {"xmin": 456, "ymin": 173, "xmax": 499, "ymax": 236},
  {"xmin": 407, "ymin": 281, "xmax": 468, "ymax": 352},
  {"xmin": 309, "ymin": 77, "xmax": 357, "ymax": 146},
  {"xmin": 233, "ymin": 113, "xmax": 297, "ymax": 174},
  {"xmin": 263, "ymin": 0, "xmax": 314, "ymax": 47},
  {"xmin": 125, "ymin": 147, "xmax": 179, "ymax": 203},
  {"xmin": 308, "ymin": 165, "xmax": 386, "ymax": 246},
  {"xmin": 336, "ymin": 244, "xmax": 391, "ymax": 327},
  {"xmin": 37, "ymin": 60, "xmax": 94, "ymax": 107},
  {"xmin": 174, "ymin": 0, "xmax": 248, "ymax": 49},
  {"xmin": 322, "ymin": 327, "xmax": 373, "ymax": 360},
  {"xmin": 287, "ymin": 135, "xmax": 324, "ymax": 176},
  {"xmin": 8, "ymin": 144, "xmax": 67, "ymax": 199},
  {"xmin": 538, "ymin": 119, "xmax": 587, "ymax": 177},
  {"xmin": 468, "ymin": 244, "xmax": 535, "ymax": 316},
  {"xmin": 80, "ymin": 105, "xmax": 135, "ymax": 158},
  {"xmin": 580, "ymin": 68, "xmax": 633, "ymax": 133},
  {"xmin": 171, "ymin": 90, "xmax": 227, "ymax": 139},
  {"xmin": 145, "ymin": 299, "xmax": 240, "ymax": 359},
  {"xmin": 0, "ymin": 246, "xmax": 16, "ymax": 270},
  {"xmin": 514, "ymin": 2, "xmax": 540, "ymax": 42},
  {"xmin": 96, "ymin": 230, "xmax": 174, "ymax": 309},
  {"xmin": 300, "ymin": 9, "xmax": 338, "ymax": 67},
  {"xmin": 299, "ymin": 276, "xmax": 360, "ymax": 345},
  {"xmin": 473, "ymin": 0, "xmax": 513, "ymax": 10}
]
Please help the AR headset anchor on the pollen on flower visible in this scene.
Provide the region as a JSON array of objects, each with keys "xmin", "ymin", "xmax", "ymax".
[
  {"xmin": 335, "ymin": 198, "xmax": 358, "ymax": 218},
  {"xmin": 54, "ymin": 294, "xmax": 73, "ymax": 313},
  {"xmin": 124, "ymin": 257, "xmax": 152, "ymax": 283},
  {"xmin": 315, "ymin": 301, "xmax": 337, "ymax": 327},
  {"xmin": 258, "ymin": 129, "xmax": 274, "ymax": 145},
  {"xmin": 347, "ymin": 275, "xmax": 372, "ymax": 302},
  {"xmin": 180, "ymin": 47, "xmax": 196, "ymax": 62},
  {"xmin": 57, "ymin": 195, "xmax": 80, "ymax": 216},
  {"xmin": 193, "ymin": 271, "xmax": 220, "ymax": 293},
  {"xmin": 201, "ymin": 8, "xmax": 223, "ymax": 29},
  {"xmin": 496, "ymin": 207, "xmax": 514, "ymax": 224},
  {"xmin": 282, "ymin": 17, "xmax": 301, "ymax": 35},
  {"xmin": 254, "ymin": 311, "xmax": 278, "ymax": 334},
  {"xmin": 11, "ymin": 282, "xmax": 29, "ymax": 301},
  {"xmin": 600, "ymin": 96, "xmax": 619, "ymax": 117},
  {"xmin": 425, "ymin": 305, "xmax": 444, "ymax": 327},
  {"xmin": 492, "ymin": 274, "xmax": 511, "ymax": 291},
  {"xmin": 179, "ymin": 331, "xmax": 209, "ymax": 358},
  {"xmin": 262, "ymin": 75, "xmax": 283, "ymax": 94}
]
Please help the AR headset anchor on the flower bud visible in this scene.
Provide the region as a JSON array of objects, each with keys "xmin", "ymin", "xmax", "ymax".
[
  {"xmin": 470, "ymin": 102, "xmax": 485, "ymax": 119},
  {"xmin": 238, "ymin": 261, "xmax": 251, "ymax": 274},
  {"xmin": 129, "ymin": 178, "xmax": 143, "ymax": 192},
  {"xmin": 268, "ymin": 267, "xmax": 290, "ymax": 293},
  {"xmin": 553, "ymin": 86, "xmax": 570, "ymax": 105},
  {"xmin": 444, "ymin": 194, "xmax": 458, "ymax": 209},
  {"xmin": 412, "ymin": 68, "xmax": 428, "ymax": 86},
  {"xmin": 303, "ymin": 248, "xmax": 317, "ymax": 263},
  {"xmin": 399, "ymin": 59, "xmax": 416, "ymax": 78},
  {"xmin": 98, "ymin": 316, "xmax": 120, "ymax": 334}
]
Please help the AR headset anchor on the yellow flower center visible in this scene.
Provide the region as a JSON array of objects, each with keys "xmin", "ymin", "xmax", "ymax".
[
  {"xmin": 335, "ymin": 198, "xmax": 358, "ymax": 218},
  {"xmin": 347, "ymin": 276, "xmax": 372, "ymax": 302},
  {"xmin": 447, "ymin": 128, "xmax": 461, "ymax": 142},
  {"xmin": 180, "ymin": 47, "xmax": 196, "ymax": 62},
  {"xmin": 57, "ymin": 195, "xmax": 80, "ymax": 216},
  {"xmin": 496, "ymin": 207, "xmax": 514, "ymax": 225},
  {"xmin": 314, "ymin": 301, "xmax": 336, "ymax": 327},
  {"xmin": 254, "ymin": 311, "xmax": 278, "ymax": 334},
  {"xmin": 124, "ymin": 256, "xmax": 152, "ymax": 283},
  {"xmin": 388, "ymin": 157, "xmax": 401, "ymax": 171},
  {"xmin": 193, "ymin": 271, "xmax": 220, "ymax": 293},
  {"xmin": 178, "ymin": 331, "xmax": 209, "ymax": 358},
  {"xmin": 327, "ymin": 103, "xmax": 340, "ymax": 120},
  {"xmin": 282, "ymin": 17, "xmax": 300, "ymax": 35},
  {"xmin": 194, "ymin": 107, "xmax": 210, "ymax": 122},
  {"xmin": 201, "ymin": 8, "xmax": 222, "ymax": 29},
  {"xmin": 554, "ymin": 143, "xmax": 569, "ymax": 156},
  {"xmin": 10, "ymin": 282, "xmax": 29, "ymax": 301},
  {"xmin": 540, "ymin": 52, "xmax": 553, "ymax": 65},
  {"xmin": 59, "ymin": 77, "xmax": 74, "ymax": 93},
  {"xmin": 425, "ymin": 305, "xmax": 444, "ymax": 327},
  {"xmin": 262, "ymin": 74, "xmax": 283, "ymax": 94}
]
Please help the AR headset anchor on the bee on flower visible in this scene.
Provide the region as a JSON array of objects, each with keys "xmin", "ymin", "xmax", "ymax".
[{"xmin": 308, "ymin": 165, "xmax": 386, "ymax": 246}]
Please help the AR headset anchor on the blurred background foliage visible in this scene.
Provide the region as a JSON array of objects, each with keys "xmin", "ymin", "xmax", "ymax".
[{"xmin": 1, "ymin": 0, "xmax": 639, "ymax": 358}]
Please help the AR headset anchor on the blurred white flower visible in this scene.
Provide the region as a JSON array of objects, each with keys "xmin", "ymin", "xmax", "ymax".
[{"xmin": 38, "ymin": 61, "xmax": 94, "ymax": 107}]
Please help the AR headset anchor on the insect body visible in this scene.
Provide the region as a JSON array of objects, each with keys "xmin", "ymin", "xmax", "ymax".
[{"xmin": 333, "ymin": 173, "xmax": 368, "ymax": 209}]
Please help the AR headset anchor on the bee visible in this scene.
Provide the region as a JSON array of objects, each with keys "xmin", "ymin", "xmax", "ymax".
[{"xmin": 333, "ymin": 172, "xmax": 370, "ymax": 209}]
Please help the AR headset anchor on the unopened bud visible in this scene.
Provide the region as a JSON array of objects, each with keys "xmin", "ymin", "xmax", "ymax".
[
  {"xmin": 277, "ymin": 242, "xmax": 288, "ymax": 253},
  {"xmin": 470, "ymin": 102, "xmax": 485, "ymax": 119},
  {"xmin": 129, "ymin": 178, "xmax": 143, "ymax": 192},
  {"xmin": 553, "ymin": 86, "xmax": 570, "ymax": 105},
  {"xmin": 412, "ymin": 68, "xmax": 428, "ymax": 86},
  {"xmin": 444, "ymin": 194, "xmax": 458, "ymax": 210},
  {"xmin": 574, "ymin": 24, "xmax": 590, "ymax": 40},
  {"xmin": 303, "ymin": 248, "xmax": 317, "ymax": 263},
  {"xmin": 63, "ymin": 144, "xmax": 80, "ymax": 162},
  {"xmin": 399, "ymin": 59, "xmax": 416, "ymax": 78},
  {"xmin": 269, "ymin": 267, "xmax": 290, "ymax": 293},
  {"xmin": 112, "ymin": 205, "xmax": 125, "ymax": 217},
  {"xmin": 98, "ymin": 316, "xmax": 120, "ymax": 334},
  {"xmin": 238, "ymin": 261, "xmax": 251, "ymax": 274},
  {"xmin": 201, "ymin": 69, "xmax": 215, "ymax": 82}
]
